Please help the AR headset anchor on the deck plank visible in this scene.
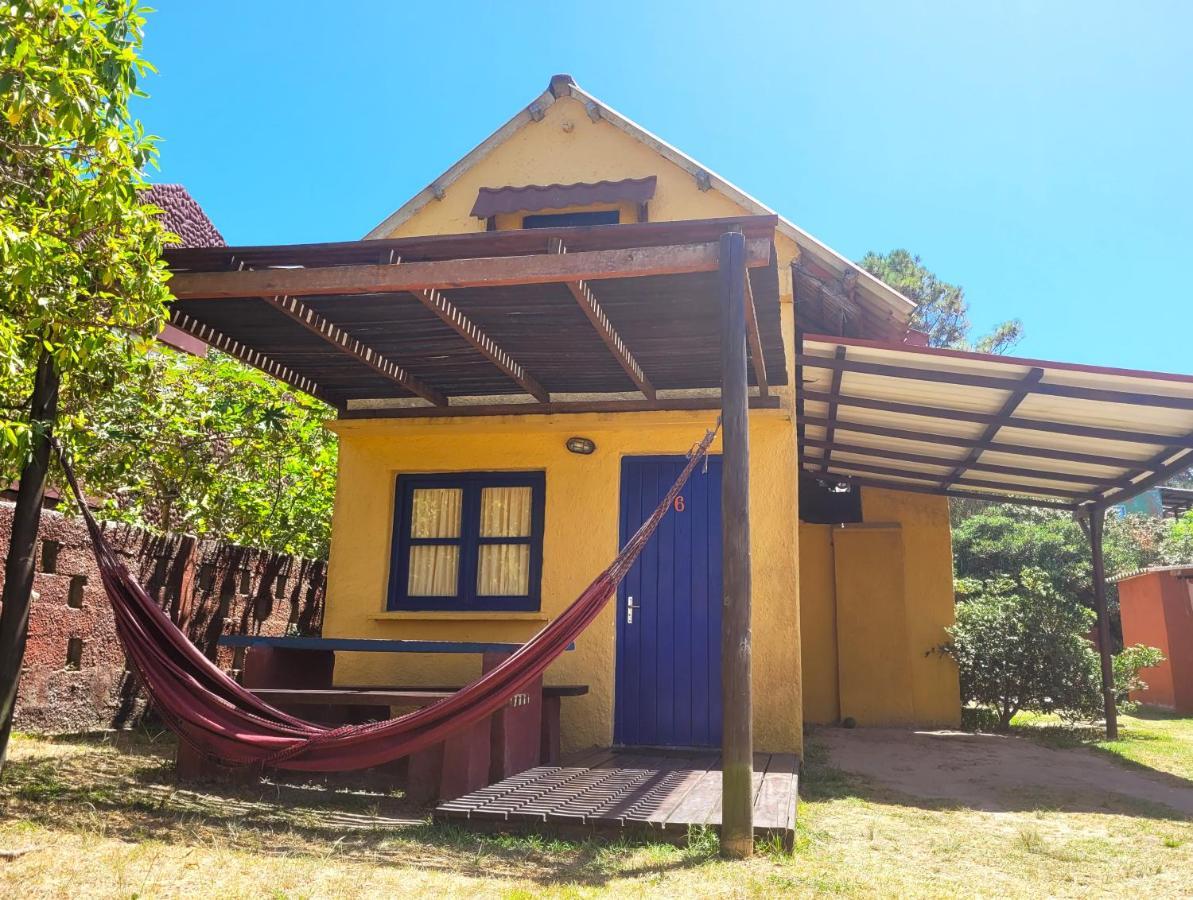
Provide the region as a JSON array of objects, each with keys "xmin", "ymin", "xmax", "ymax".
[{"xmin": 432, "ymin": 749, "xmax": 797, "ymax": 845}]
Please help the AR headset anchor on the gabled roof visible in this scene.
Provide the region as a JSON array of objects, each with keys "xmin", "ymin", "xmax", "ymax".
[{"xmin": 364, "ymin": 75, "xmax": 915, "ymax": 329}]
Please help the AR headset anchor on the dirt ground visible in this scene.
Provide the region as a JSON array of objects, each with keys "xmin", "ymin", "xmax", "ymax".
[{"xmin": 815, "ymin": 726, "xmax": 1193, "ymax": 818}]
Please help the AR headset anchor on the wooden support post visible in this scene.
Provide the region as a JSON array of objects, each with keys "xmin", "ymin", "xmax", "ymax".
[
  {"xmin": 1089, "ymin": 508, "xmax": 1119, "ymax": 740},
  {"xmin": 719, "ymin": 230, "xmax": 753, "ymax": 857}
]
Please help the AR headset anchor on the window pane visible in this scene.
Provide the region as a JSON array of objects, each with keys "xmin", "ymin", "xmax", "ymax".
[
  {"xmin": 479, "ymin": 486, "xmax": 532, "ymax": 537},
  {"xmin": 477, "ymin": 544, "xmax": 530, "ymax": 596},
  {"xmin": 408, "ymin": 545, "xmax": 459, "ymax": 596},
  {"xmin": 410, "ymin": 488, "xmax": 462, "ymax": 538}
]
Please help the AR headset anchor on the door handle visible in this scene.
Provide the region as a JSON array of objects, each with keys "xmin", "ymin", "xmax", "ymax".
[{"xmin": 626, "ymin": 595, "xmax": 640, "ymax": 624}]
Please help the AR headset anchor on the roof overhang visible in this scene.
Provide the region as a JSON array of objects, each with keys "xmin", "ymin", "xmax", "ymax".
[
  {"xmin": 164, "ymin": 216, "xmax": 786, "ymax": 414},
  {"xmin": 798, "ymin": 335, "xmax": 1193, "ymax": 512}
]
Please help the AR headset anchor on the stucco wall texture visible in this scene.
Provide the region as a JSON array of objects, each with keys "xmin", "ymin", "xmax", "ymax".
[
  {"xmin": 3, "ymin": 502, "xmax": 325, "ymax": 732},
  {"xmin": 325, "ymin": 412, "xmax": 801, "ymax": 754},
  {"xmin": 799, "ymin": 490, "xmax": 960, "ymax": 727}
]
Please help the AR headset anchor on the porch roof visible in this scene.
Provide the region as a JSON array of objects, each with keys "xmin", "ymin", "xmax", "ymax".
[
  {"xmin": 798, "ymin": 335, "xmax": 1193, "ymax": 511},
  {"xmin": 164, "ymin": 216, "xmax": 786, "ymax": 414}
]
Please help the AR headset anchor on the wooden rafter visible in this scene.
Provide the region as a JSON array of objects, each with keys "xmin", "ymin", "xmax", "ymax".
[
  {"xmin": 799, "ymin": 414, "xmax": 1150, "ymax": 470},
  {"xmin": 801, "ymin": 390, "xmax": 1193, "ymax": 447},
  {"xmin": 1094, "ymin": 438, "xmax": 1193, "ymax": 508},
  {"xmin": 801, "ymin": 438, "xmax": 1102, "ymax": 486},
  {"xmin": 940, "ymin": 367, "xmax": 1043, "ymax": 490},
  {"xmin": 741, "ymin": 268, "xmax": 769, "ymax": 397},
  {"xmin": 412, "ymin": 288, "xmax": 549, "ymax": 402},
  {"xmin": 805, "ymin": 469, "xmax": 1078, "ymax": 511},
  {"xmin": 169, "ymin": 310, "xmax": 335, "ymax": 405},
  {"xmin": 169, "ymin": 239, "xmax": 774, "ymax": 302},
  {"xmin": 817, "ymin": 459, "xmax": 1089, "ymax": 501},
  {"xmin": 819, "ymin": 346, "xmax": 846, "ymax": 471},
  {"xmin": 263, "ymin": 295, "xmax": 447, "ymax": 406},
  {"xmin": 547, "ymin": 237, "xmax": 654, "ymax": 399},
  {"xmin": 797, "ymin": 353, "xmax": 1193, "ymax": 412},
  {"xmin": 342, "ymin": 395, "xmax": 782, "ymax": 420}
]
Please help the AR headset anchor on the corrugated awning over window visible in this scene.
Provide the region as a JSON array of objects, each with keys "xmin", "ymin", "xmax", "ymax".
[
  {"xmin": 470, "ymin": 177, "xmax": 657, "ymax": 219},
  {"xmin": 798, "ymin": 335, "xmax": 1193, "ymax": 511}
]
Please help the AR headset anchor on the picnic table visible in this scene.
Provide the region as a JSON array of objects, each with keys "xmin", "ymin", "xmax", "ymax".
[{"xmin": 192, "ymin": 634, "xmax": 585, "ymax": 802}]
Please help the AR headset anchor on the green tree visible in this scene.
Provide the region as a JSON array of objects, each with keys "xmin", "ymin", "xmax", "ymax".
[
  {"xmin": 72, "ymin": 347, "xmax": 337, "ymax": 558},
  {"xmin": 859, "ymin": 249, "xmax": 1023, "ymax": 352},
  {"xmin": 0, "ymin": 0, "xmax": 171, "ymax": 768}
]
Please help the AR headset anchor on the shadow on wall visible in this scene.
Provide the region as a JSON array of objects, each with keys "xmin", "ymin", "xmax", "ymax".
[{"xmin": 0, "ymin": 502, "xmax": 325, "ymax": 733}]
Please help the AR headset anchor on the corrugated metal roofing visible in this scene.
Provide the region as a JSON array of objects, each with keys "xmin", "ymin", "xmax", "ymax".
[
  {"xmin": 470, "ymin": 177, "xmax": 656, "ymax": 218},
  {"xmin": 799, "ymin": 335, "xmax": 1193, "ymax": 511}
]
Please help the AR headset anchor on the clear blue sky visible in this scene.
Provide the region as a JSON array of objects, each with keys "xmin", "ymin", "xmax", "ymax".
[{"xmin": 139, "ymin": 1, "xmax": 1193, "ymax": 373}]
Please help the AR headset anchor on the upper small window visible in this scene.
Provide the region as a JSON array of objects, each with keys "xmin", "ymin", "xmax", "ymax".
[
  {"xmin": 388, "ymin": 472, "xmax": 546, "ymax": 611},
  {"xmin": 522, "ymin": 210, "xmax": 620, "ymax": 229}
]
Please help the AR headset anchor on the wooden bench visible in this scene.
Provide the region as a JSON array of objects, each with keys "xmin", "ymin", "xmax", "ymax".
[{"xmin": 199, "ymin": 635, "xmax": 584, "ymax": 802}]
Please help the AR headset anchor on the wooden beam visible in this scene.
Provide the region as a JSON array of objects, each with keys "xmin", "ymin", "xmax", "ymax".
[
  {"xmin": 1088, "ymin": 509, "xmax": 1119, "ymax": 739},
  {"xmin": 411, "ymin": 288, "xmax": 549, "ymax": 403},
  {"xmin": 801, "ymin": 390, "xmax": 1193, "ymax": 447},
  {"xmin": 797, "ymin": 352, "xmax": 1193, "ymax": 412},
  {"xmin": 1094, "ymin": 443, "xmax": 1193, "ymax": 508},
  {"xmin": 341, "ymin": 395, "xmax": 782, "ymax": 420},
  {"xmin": 940, "ymin": 368, "xmax": 1043, "ymax": 489},
  {"xmin": 802, "ymin": 438, "xmax": 1102, "ymax": 485},
  {"xmin": 742, "ymin": 267, "xmax": 769, "ymax": 398},
  {"xmin": 263, "ymin": 295, "xmax": 447, "ymax": 406},
  {"xmin": 718, "ymin": 230, "xmax": 753, "ymax": 858},
  {"xmin": 799, "ymin": 414, "xmax": 1149, "ymax": 469},
  {"xmin": 819, "ymin": 346, "xmax": 847, "ymax": 471},
  {"xmin": 804, "ymin": 468, "xmax": 1078, "ymax": 511},
  {"xmin": 815, "ymin": 459, "xmax": 1091, "ymax": 500},
  {"xmin": 548, "ymin": 238, "xmax": 655, "ymax": 399},
  {"xmin": 169, "ymin": 310, "xmax": 335, "ymax": 405},
  {"xmin": 169, "ymin": 239, "xmax": 774, "ymax": 301}
]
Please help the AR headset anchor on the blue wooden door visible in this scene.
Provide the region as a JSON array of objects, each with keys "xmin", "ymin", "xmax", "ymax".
[{"xmin": 615, "ymin": 455, "xmax": 722, "ymax": 748}]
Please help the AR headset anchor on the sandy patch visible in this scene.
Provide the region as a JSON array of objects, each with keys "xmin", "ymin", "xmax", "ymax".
[{"xmin": 815, "ymin": 727, "xmax": 1193, "ymax": 818}]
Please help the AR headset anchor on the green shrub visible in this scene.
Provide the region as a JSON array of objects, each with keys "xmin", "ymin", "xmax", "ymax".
[
  {"xmin": 943, "ymin": 569, "xmax": 1166, "ymax": 731},
  {"xmin": 1114, "ymin": 644, "xmax": 1166, "ymax": 711},
  {"xmin": 943, "ymin": 568, "xmax": 1103, "ymax": 731}
]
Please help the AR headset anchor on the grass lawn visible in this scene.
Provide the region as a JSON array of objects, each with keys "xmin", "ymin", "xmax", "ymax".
[
  {"xmin": 1, "ymin": 723, "xmax": 1190, "ymax": 898},
  {"xmin": 1012, "ymin": 707, "xmax": 1193, "ymax": 781}
]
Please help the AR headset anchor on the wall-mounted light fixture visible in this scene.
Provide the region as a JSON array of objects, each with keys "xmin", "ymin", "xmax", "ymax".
[{"xmin": 565, "ymin": 436, "xmax": 596, "ymax": 455}]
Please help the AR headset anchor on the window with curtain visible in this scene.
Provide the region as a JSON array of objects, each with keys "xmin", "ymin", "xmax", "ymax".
[{"xmin": 388, "ymin": 472, "xmax": 545, "ymax": 611}]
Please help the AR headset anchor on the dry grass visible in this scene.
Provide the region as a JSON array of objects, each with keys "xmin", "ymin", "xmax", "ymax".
[
  {"xmin": 1013, "ymin": 707, "xmax": 1193, "ymax": 781},
  {"xmin": 1, "ymin": 727, "xmax": 1191, "ymax": 898}
]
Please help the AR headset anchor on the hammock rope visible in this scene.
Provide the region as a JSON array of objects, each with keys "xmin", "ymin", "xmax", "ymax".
[{"xmin": 52, "ymin": 422, "xmax": 720, "ymax": 772}]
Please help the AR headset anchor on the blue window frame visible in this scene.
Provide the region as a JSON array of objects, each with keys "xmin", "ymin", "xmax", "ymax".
[{"xmin": 388, "ymin": 472, "xmax": 546, "ymax": 612}]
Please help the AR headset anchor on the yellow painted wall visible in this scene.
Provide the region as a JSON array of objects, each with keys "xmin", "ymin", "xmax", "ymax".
[
  {"xmin": 833, "ymin": 525, "xmax": 915, "ymax": 724},
  {"xmin": 797, "ymin": 524, "xmax": 838, "ymax": 723},
  {"xmin": 324, "ymin": 411, "xmax": 801, "ymax": 753},
  {"xmin": 798, "ymin": 490, "xmax": 960, "ymax": 727}
]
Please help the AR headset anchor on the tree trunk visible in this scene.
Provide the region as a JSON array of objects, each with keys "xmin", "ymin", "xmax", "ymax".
[{"xmin": 0, "ymin": 352, "xmax": 60, "ymax": 770}]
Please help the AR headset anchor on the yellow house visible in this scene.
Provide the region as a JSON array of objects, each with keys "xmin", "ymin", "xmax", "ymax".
[
  {"xmin": 305, "ymin": 74, "xmax": 961, "ymax": 758},
  {"xmin": 165, "ymin": 75, "xmax": 1193, "ymax": 830}
]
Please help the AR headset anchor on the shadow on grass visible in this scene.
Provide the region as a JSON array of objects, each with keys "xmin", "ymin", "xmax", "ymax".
[
  {"xmin": 801, "ymin": 724, "xmax": 1193, "ymax": 822},
  {"xmin": 1, "ymin": 731, "xmax": 741, "ymax": 889}
]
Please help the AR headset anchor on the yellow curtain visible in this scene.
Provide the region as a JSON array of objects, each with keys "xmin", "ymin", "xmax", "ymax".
[
  {"xmin": 477, "ymin": 486, "xmax": 532, "ymax": 595},
  {"xmin": 407, "ymin": 488, "xmax": 461, "ymax": 596}
]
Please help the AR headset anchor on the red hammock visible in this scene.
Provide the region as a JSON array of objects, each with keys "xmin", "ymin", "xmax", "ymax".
[{"xmin": 55, "ymin": 425, "xmax": 718, "ymax": 771}]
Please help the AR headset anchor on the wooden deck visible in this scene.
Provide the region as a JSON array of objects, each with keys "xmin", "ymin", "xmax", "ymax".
[{"xmin": 434, "ymin": 749, "xmax": 798, "ymax": 848}]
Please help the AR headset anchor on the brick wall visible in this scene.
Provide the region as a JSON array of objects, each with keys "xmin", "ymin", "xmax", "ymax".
[{"xmin": 1, "ymin": 502, "xmax": 325, "ymax": 732}]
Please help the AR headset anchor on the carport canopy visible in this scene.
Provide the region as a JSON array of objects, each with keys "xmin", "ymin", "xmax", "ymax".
[{"xmin": 798, "ymin": 335, "xmax": 1193, "ymax": 512}]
